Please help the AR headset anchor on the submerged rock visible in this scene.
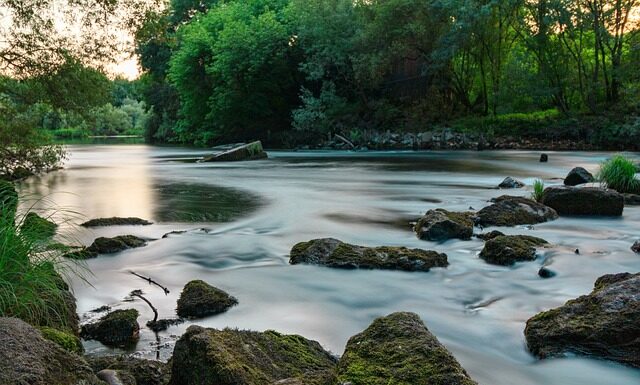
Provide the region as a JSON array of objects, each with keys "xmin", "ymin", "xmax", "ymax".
[
  {"xmin": 498, "ymin": 176, "xmax": 525, "ymax": 189},
  {"xmin": 146, "ymin": 318, "xmax": 184, "ymax": 332},
  {"xmin": 337, "ymin": 312, "xmax": 477, "ymax": 385},
  {"xmin": 479, "ymin": 235, "xmax": 548, "ymax": 266},
  {"xmin": 80, "ymin": 309, "xmax": 140, "ymax": 347},
  {"xmin": 525, "ymin": 273, "xmax": 640, "ymax": 367},
  {"xmin": 0, "ymin": 317, "xmax": 101, "ymax": 385},
  {"xmin": 201, "ymin": 141, "xmax": 268, "ymax": 162},
  {"xmin": 81, "ymin": 217, "xmax": 152, "ymax": 227},
  {"xmin": 538, "ymin": 267, "xmax": 556, "ymax": 279},
  {"xmin": 169, "ymin": 325, "xmax": 337, "ymax": 385},
  {"xmin": 415, "ymin": 209, "xmax": 474, "ymax": 241},
  {"xmin": 67, "ymin": 235, "xmax": 147, "ymax": 259},
  {"xmin": 176, "ymin": 280, "xmax": 237, "ymax": 319},
  {"xmin": 476, "ymin": 230, "xmax": 505, "ymax": 241},
  {"xmin": 475, "ymin": 195, "xmax": 558, "ymax": 227},
  {"xmin": 564, "ymin": 167, "xmax": 594, "ymax": 186},
  {"xmin": 540, "ymin": 153, "xmax": 548, "ymax": 162},
  {"xmin": 541, "ymin": 186, "xmax": 624, "ymax": 216},
  {"xmin": 290, "ymin": 238, "xmax": 448, "ymax": 272},
  {"xmin": 88, "ymin": 356, "xmax": 170, "ymax": 385}
]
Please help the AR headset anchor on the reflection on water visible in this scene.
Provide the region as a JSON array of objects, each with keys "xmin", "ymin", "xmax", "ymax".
[{"xmin": 16, "ymin": 146, "xmax": 640, "ymax": 385}]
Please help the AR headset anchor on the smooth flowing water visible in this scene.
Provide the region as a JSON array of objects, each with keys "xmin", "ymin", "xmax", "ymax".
[{"xmin": 18, "ymin": 145, "xmax": 640, "ymax": 385}]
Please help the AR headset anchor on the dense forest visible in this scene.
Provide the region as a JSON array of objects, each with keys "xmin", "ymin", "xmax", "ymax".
[{"xmin": 1, "ymin": 0, "xmax": 640, "ymax": 170}]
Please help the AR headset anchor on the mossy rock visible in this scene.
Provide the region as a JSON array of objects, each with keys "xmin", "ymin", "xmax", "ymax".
[
  {"xmin": 0, "ymin": 317, "xmax": 102, "ymax": 385},
  {"xmin": 38, "ymin": 326, "xmax": 83, "ymax": 353},
  {"xmin": 87, "ymin": 355, "xmax": 170, "ymax": 385},
  {"xmin": 475, "ymin": 195, "xmax": 558, "ymax": 227},
  {"xmin": 176, "ymin": 280, "xmax": 238, "ymax": 319},
  {"xmin": 475, "ymin": 230, "xmax": 504, "ymax": 241},
  {"xmin": 169, "ymin": 325, "xmax": 337, "ymax": 385},
  {"xmin": 525, "ymin": 272, "xmax": 640, "ymax": 368},
  {"xmin": 21, "ymin": 212, "xmax": 57, "ymax": 240},
  {"xmin": 414, "ymin": 209, "xmax": 474, "ymax": 241},
  {"xmin": 290, "ymin": 238, "xmax": 448, "ymax": 272},
  {"xmin": 541, "ymin": 186, "xmax": 624, "ymax": 216},
  {"xmin": 336, "ymin": 312, "xmax": 477, "ymax": 385},
  {"xmin": 80, "ymin": 217, "xmax": 152, "ymax": 227},
  {"xmin": 80, "ymin": 309, "xmax": 140, "ymax": 347},
  {"xmin": 67, "ymin": 235, "xmax": 147, "ymax": 259},
  {"xmin": 479, "ymin": 235, "xmax": 548, "ymax": 266}
]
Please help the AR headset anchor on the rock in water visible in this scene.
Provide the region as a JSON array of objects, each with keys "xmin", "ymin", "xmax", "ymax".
[
  {"xmin": 632, "ymin": 241, "xmax": 640, "ymax": 253},
  {"xmin": 337, "ymin": 312, "xmax": 477, "ymax": 385},
  {"xmin": 498, "ymin": 177, "xmax": 525, "ymax": 189},
  {"xmin": 476, "ymin": 230, "xmax": 505, "ymax": 241},
  {"xmin": 475, "ymin": 195, "xmax": 558, "ymax": 227},
  {"xmin": 0, "ymin": 317, "xmax": 102, "ymax": 385},
  {"xmin": 538, "ymin": 267, "xmax": 556, "ymax": 279},
  {"xmin": 540, "ymin": 154, "xmax": 548, "ymax": 162},
  {"xmin": 67, "ymin": 235, "xmax": 148, "ymax": 259},
  {"xmin": 525, "ymin": 273, "xmax": 640, "ymax": 367},
  {"xmin": 176, "ymin": 280, "xmax": 237, "ymax": 319},
  {"xmin": 169, "ymin": 326, "xmax": 337, "ymax": 385},
  {"xmin": 81, "ymin": 309, "xmax": 140, "ymax": 347},
  {"xmin": 564, "ymin": 167, "xmax": 594, "ymax": 186},
  {"xmin": 87, "ymin": 356, "xmax": 170, "ymax": 385},
  {"xmin": 479, "ymin": 235, "xmax": 548, "ymax": 266},
  {"xmin": 414, "ymin": 209, "xmax": 474, "ymax": 241},
  {"xmin": 202, "ymin": 141, "xmax": 268, "ymax": 162},
  {"xmin": 290, "ymin": 238, "xmax": 448, "ymax": 272},
  {"xmin": 81, "ymin": 217, "xmax": 152, "ymax": 227},
  {"xmin": 541, "ymin": 186, "xmax": 624, "ymax": 216},
  {"xmin": 624, "ymin": 193, "xmax": 640, "ymax": 206}
]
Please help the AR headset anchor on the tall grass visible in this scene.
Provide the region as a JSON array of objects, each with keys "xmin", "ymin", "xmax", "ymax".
[
  {"xmin": 0, "ymin": 182, "xmax": 85, "ymax": 332},
  {"xmin": 531, "ymin": 179, "xmax": 545, "ymax": 202},
  {"xmin": 597, "ymin": 155, "xmax": 640, "ymax": 194}
]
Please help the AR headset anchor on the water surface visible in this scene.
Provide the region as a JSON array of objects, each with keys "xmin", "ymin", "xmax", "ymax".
[{"xmin": 18, "ymin": 146, "xmax": 640, "ymax": 385}]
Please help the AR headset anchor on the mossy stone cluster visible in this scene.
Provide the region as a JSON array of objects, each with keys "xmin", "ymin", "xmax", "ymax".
[
  {"xmin": 479, "ymin": 235, "xmax": 548, "ymax": 265},
  {"xmin": 337, "ymin": 312, "xmax": 477, "ymax": 385},
  {"xmin": 290, "ymin": 238, "xmax": 448, "ymax": 272},
  {"xmin": 169, "ymin": 325, "xmax": 337, "ymax": 385},
  {"xmin": 39, "ymin": 326, "xmax": 83, "ymax": 353},
  {"xmin": 176, "ymin": 280, "xmax": 238, "ymax": 319},
  {"xmin": 414, "ymin": 209, "xmax": 474, "ymax": 241},
  {"xmin": 476, "ymin": 195, "xmax": 558, "ymax": 226},
  {"xmin": 81, "ymin": 217, "xmax": 153, "ymax": 227},
  {"xmin": 525, "ymin": 272, "xmax": 640, "ymax": 368},
  {"xmin": 81, "ymin": 309, "xmax": 140, "ymax": 347}
]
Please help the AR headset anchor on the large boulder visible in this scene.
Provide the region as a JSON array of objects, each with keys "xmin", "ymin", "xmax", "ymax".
[
  {"xmin": 0, "ymin": 317, "xmax": 102, "ymax": 385},
  {"xmin": 81, "ymin": 217, "xmax": 152, "ymax": 227},
  {"xmin": 80, "ymin": 309, "xmax": 140, "ymax": 347},
  {"xmin": 176, "ymin": 280, "xmax": 238, "ymax": 319},
  {"xmin": 414, "ymin": 209, "xmax": 474, "ymax": 241},
  {"xmin": 541, "ymin": 186, "xmax": 624, "ymax": 216},
  {"xmin": 88, "ymin": 356, "xmax": 170, "ymax": 385},
  {"xmin": 202, "ymin": 141, "xmax": 268, "ymax": 162},
  {"xmin": 498, "ymin": 176, "xmax": 524, "ymax": 189},
  {"xmin": 290, "ymin": 238, "xmax": 448, "ymax": 272},
  {"xmin": 525, "ymin": 273, "xmax": 640, "ymax": 367},
  {"xmin": 479, "ymin": 235, "xmax": 548, "ymax": 266},
  {"xmin": 564, "ymin": 167, "xmax": 594, "ymax": 186},
  {"xmin": 337, "ymin": 312, "xmax": 477, "ymax": 385},
  {"xmin": 475, "ymin": 196, "xmax": 558, "ymax": 227},
  {"xmin": 169, "ymin": 325, "xmax": 337, "ymax": 385}
]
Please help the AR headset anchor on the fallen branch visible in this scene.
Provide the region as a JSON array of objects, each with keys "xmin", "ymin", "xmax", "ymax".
[
  {"xmin": 129, "ymin": 271, "xmax": 170, "ymax": 295},
  {"xmin": 334, "ymin": 133, "xmax": 356, "ymax": 150},
  {"xmin": 129, "ymin": 289, "xmax": 158, "ymax": 323}
]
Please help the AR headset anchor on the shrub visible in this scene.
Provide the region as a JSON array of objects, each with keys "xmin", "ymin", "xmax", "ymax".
[
  {"xmin": 597, "ymin": 155, "xmax": 640, "ymax": 193},
  {"xmin": 531, "ymin": 179, "xmax": 544, "ymax": 202}
]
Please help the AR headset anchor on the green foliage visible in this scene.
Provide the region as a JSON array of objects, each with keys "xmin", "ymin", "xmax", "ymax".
[
  {"xmin": 38, "ymin": 326, "xmax": 83, "ymax": 353},
  {"xmin": 532, "ymin": 179, "xmax": 545, "ymax": 202},
  {"xmin": 597, "ymin": 155, "xmax": 640, "ymax": 193}
]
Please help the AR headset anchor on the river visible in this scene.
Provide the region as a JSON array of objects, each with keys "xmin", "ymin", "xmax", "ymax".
[{"xmin": 17, "ymin": 144, "xmax": 640, "ymax": 385}]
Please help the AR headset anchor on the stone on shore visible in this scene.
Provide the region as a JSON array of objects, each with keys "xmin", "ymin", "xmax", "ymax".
[
  {"xmin": 541, "ymin": 186, "xmax": 624, "ymax": 216},
  {"xmin": 475, "ymin": 195, "xmax": 558, "ymax": 226},
  {"xmin": 176, "ymin": 280, "xmax": 238, "ymax": 319},
  {"xmin": 201, "ymin": 141, "xmax": 268, "ymax": 162},
  {"xmin": 81, "ymin": 217, "xmax": 152, "ymax": 227},
  {"xmin": 479, "ymin": 235, "xmax": 548, "ymax": 266},
  {"xmin": 169, "ymin": 326, "xmax": 337, "ymax": 385},
  {"xmin": 290, "ymin": 238, "xmax": 448, "ymax": 272},
  {"xmin": 564, "ymin": 167, "xmax": 594, "ymax": 186},
  {"xmin": 0, "ymin": 317, "xmax": 101, "ymax": 385},
  {"xmin": 80, "ymin": 309, "xmax": 140, "ymax": 347},
  {"xmin": 525, "ymin": 272, "xmax": 640, "ymax": 367},
  {"xmin": 337, "ymin": 312, "xmax": 477, "ymax": 385},
  {"xmin": 415, "ymin": 209, "xmax": 474, "ymax": 241},
  {"xmin": 498, "ymin": 177, "xmax": 524, "ymax": 189}
]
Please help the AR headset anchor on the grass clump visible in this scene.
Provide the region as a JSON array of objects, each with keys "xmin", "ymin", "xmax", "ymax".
[
  {"xmin": 532, "ymin": 179, "xmax": 545, "ymax": 202},
  {"xmin": 597, "ymin": 155, "xmax": 640, "ymax": 193}
]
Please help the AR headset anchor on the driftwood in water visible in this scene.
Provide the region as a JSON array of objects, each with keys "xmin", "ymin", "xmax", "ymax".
[{"xmin": 130, "ymin": 271, "xmax": 170, "ymax": 295}]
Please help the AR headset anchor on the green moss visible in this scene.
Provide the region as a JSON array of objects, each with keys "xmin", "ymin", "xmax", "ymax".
[
  {"xmin": 480, "ymin": 235, "xmax": 548, "ymax": 266},
  {"xmin": 39, "ymin": 326, "xmax": 83, "ymax": 353}
]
